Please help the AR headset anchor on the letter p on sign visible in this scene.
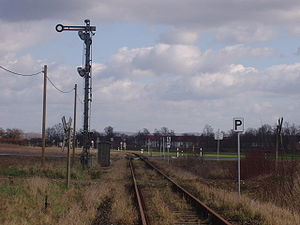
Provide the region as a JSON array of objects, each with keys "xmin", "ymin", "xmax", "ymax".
[{"xmin": 233, "ymin": 118, "xmax": 244, "ymax": 132}]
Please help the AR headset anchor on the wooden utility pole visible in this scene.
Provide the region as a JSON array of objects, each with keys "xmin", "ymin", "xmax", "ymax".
[
  {"xmin": 62, "ymin": 116, "xmax": 72, "ymax": 188},
  {"xmin": 41, "ymin": 65, "xmax": 47, "ymax": 167},
  {"xmin": 67, "ymin": 126, "xmax": 71, "ymax": 188},
  {"xmin": 72, "ymin": 84, "xmax": 77, "ymax": 166}
]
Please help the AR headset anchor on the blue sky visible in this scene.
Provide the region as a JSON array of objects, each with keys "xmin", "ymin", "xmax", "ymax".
[{"xmin": 1, "ymin": 0, "xmax": 300, "ymax": 134}]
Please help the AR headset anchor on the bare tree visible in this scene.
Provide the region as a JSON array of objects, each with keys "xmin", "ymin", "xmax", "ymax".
[
  {"xmin": 47, "ymin": 123, "xmax": 64, "ymax": 145},
  {"xmin": 104, "ymin": 126, "xmax": 114, "ymax": 138},
  {"xmin": 202, "ymin": 124, "xmax": 214, "ymax": 137},
  {"xmin": 5, "ymin": 128, "xmax": 23, "ymax": 139},
  {"xmin": 0, "ymin": 128, "xmax": 4, "ymax": 138},
  {"xmin": 154, "ymin": 127, "xmax": 175, "ymax": 136}
]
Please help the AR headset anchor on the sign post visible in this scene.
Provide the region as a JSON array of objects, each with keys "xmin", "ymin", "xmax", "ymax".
[
  {"xmin": 233, "ymin": 117, "xmax": 244, "ymax": 196},
  {"xmin": 214, "ymin": 129, "xmax": 223, "ymax": 160},
  {"xmin": 167, "ymin": 137, "xmax": 171, "ymax": 163}
]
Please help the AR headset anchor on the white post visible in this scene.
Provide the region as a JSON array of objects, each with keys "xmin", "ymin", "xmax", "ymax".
[
  {"xmin": 217, "ymin": 139, "xmax": 220, "ymax": 160},
  {"xmin": 237, "ymin": 132, "xmax": 241, "ymax": 196},
  {"xmin": 147, "ymin": 139, "xmax": 150, "ymax": 155},
  {"xmin": 159, "ymin": 138, "xmax": 162, "ymax": 157},
  {"xmin": 163, "ymin": 137, "xmax": 165, "ymax": 159},
  {"xmin": 233, "ymin": 117, "xmax": 244, "ymax": 196}
]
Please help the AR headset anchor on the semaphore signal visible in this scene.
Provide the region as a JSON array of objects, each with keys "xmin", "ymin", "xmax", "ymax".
[{"xmin": 56, "ymin": 19, "xmax": 96, "ymax": 169}]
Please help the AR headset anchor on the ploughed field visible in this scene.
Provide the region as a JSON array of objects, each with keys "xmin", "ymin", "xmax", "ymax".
[{"xmin": 0, "ymin": 144, "xmax": 299, "ymax": 225}]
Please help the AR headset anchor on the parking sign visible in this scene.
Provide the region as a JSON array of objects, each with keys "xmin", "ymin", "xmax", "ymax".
[{"xmin": 233, "ymin": 118, "xmax": 244, "ymax": 132}]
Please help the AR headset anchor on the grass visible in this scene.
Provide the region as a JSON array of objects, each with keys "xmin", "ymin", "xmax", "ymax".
[
  {"xmin": 204, "ymin": 153, "xmax": 245, "ymax": 158},
  {"xmin": 151, "ymin": 158, "xmax": 300, "ymax": 225},
  {"xmin": 0, "ymin": 155, "xmax": 138, "ymax": 225},
  {"xmin": 122, "ymin": 149, "xmax": 247, "ymax": 158},
  {"xmin": 133, "ymin": 160, "xmax": 176, "ymax": 225},
  {"xmin": 0, "ymin": 160, "xmax": 100, "ymax": 180}
]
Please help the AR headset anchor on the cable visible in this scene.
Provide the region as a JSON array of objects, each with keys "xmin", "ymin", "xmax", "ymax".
[
  {"xmin": 76, "ymin": 93, "xmax": 84, "ymax": 104},
  {"xmin": 47, "ymin": 76, "xmax": 74, "ymax": 94},
  {"xmin": 0, "ymin": 65, "xmax": 42, "ymax": 76}
]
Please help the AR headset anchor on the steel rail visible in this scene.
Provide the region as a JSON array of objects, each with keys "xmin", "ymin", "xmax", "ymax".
[
  {"xmin": 129, "ymin": 158, "xmax": 150, "ymax": 225},
  {"xmin": 135, "ymin": 154, "xmax": 233, "ymax": 225}
]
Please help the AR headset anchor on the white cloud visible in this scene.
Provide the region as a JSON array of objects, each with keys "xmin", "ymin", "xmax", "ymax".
[
  {"xmin": 1, "ymin": 0, "xmax": 300, "ymax": 132},
  {"xmin": 215, "ymin": 24, "xmax": 277, "ymax": 43},
  {"xmin": 100, "ymin": 43, "xmax": 274, "ymax": 79},
  {"xmin": 0, "ymin": 53, "xmax": 82, "ymax": 131},
  {"xmin": 1, "ymin": 0, "xmax": 300, "ymax": 46},
  {"xmin": 1, "ymin": 40, "xmax": 300, "ymax": 132}
]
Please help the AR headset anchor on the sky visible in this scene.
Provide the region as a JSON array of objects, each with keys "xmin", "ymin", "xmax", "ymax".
[{"xmin": 1, "ymin": 0, "xmax": 300, "ymax": 134}]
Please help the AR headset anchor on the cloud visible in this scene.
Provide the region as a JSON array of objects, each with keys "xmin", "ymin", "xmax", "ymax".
[
  {"xmin": 0, "ymin": 0, "xmax": 89, "ymax": 22},
  {"xmin": 1, "ymin": 39, "xmax": 300, "ymax": 132},
  {"xmin": 159, "ymin": 30, "xmax": 198, "ymax": 45},
  {"xmin": 0, "ymin": 53, "xmax": 82, "ymax": 131},
  {"xmin": 215, "ymin": 24, "xmax": 277, "ymax": 43},
  {"xmin": 1, "ymin": 0, "xmax": 300, "ymax": 132},
  {"xmin": 99, "ymin": 43, "xmax": 274, "ymax": 80},
  {"xmin": 2, "ymin": 1, "xmax": 300, "ymax": 36},
  {"xmin": 0, "ymin": 20, "xmax": 55, "ymax": 53},
  {"xmin": 87, "ymin": 41, "xmax": 300, "ymax": 131}
]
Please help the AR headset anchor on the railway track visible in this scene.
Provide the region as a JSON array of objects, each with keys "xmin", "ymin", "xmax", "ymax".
[{"xmin": 129, "ymin": 154, "xmax": 233, "ymax": 225}]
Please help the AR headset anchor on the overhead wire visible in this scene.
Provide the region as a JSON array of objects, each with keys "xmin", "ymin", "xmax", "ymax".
[
  {"xmin": 1, "ymin": 64, "xmax": 76, "ymax": 94},
  {"xmin": 0, "ymin": 65, "xmax": 42, "ymax": 76},
  {"xmin": 47, "ymin": 76, "xmax": 74, "ymax": 94},
  {"xmin": 76, "ymin": 92, "xmax": 84, "ymax": 104}
]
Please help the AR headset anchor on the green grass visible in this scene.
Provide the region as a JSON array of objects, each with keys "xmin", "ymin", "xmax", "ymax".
[
  {"xmin": 204, "ymin": 153, "xmax": 246, "ymax": 158},
  {"xmin": 0, "ymin": 165, "xmax": 91, "ymax": 180},
  {"xmin": 0, "ymin": 182, "xmax": 24, "ymax": 198},
  {"xmin": 122, "ymin": 149, "xmax": 245, "ymax": 158},
  {"xmin": 279, "ymin": 155, "xmax": 300, "ymax": 160},
  {"xmin": 123, "ymin": 149, "xmax": 300, "ymax": 161},
  {"xmin": 0, "ymin": 167, "xmax": 27, "ymax": 177}
]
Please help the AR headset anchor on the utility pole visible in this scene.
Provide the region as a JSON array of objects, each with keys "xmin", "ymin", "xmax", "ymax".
[
  {"xmin": 72, "ymin": 84, "xmax": 77, "ymax": 166},
  {"xmin": 41, "ymin": 65, "xmax": 47, "ymax": 167},
  {"xmin": 62, "ymin": 116, "xmax": 72, "ymax": 188},
  {"xmin": 56, "ymin": 20, "xmax": 96, "ymax": 169}
]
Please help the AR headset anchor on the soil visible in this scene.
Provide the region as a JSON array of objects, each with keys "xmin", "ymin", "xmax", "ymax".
[{"xmin": 91, "ymin": 197, "xmax": 113, "ymax": 225}]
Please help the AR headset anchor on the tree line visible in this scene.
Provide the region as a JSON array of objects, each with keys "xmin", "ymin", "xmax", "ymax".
[{"xmin": 1, "ymin": 121, "xmax": 300, "ymax": 153}]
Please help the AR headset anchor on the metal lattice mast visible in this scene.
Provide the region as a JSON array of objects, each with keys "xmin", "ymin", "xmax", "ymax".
[{"xmin": 56, "ymin": 19, "xmax": 96, "ymax": 168}]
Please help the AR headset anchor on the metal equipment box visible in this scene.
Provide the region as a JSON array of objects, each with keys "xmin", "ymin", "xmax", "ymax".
[{"xmin": 98, "ymin": 141, "xmax": 111, "ymax": 167}]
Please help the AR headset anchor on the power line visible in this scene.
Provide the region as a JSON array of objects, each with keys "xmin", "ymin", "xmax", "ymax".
[
  {"xmin": 47, "ymin": 76, "xmax": 74, "ymax": 94},
  {"xmin": 76, "ymin": 93, "xmax": 84, "ymax": 104},
  {"xmin": 0, "ymin": 65, "xmax": 42, "ymax": 76}
]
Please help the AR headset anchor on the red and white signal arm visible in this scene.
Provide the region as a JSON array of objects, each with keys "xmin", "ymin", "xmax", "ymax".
[{"xmin": 233, "ymin": 117, "xmax": 244, "ymax": 132}]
